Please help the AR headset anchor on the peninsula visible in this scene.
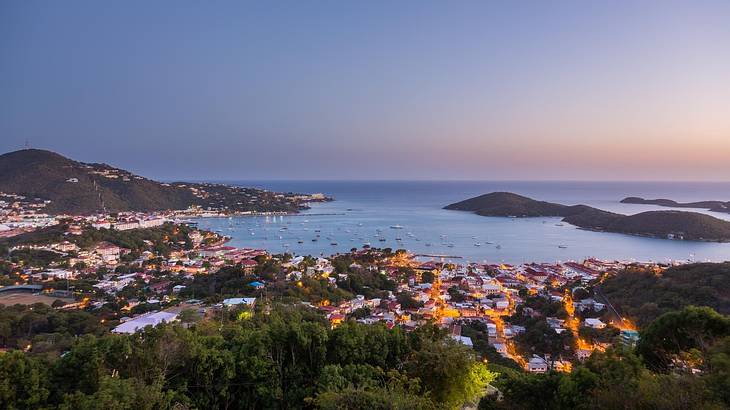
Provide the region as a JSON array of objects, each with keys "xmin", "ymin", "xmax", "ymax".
[
  {"xmin": 445, "ymin": 192, "xmax": 730, "ymax": 242},
  {"xmin": 0, "ymin": 149, "xmax": 330, "ymax": 215}
]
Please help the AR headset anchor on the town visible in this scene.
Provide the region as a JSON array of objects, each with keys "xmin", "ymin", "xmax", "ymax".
[{"xmin": 1, "ymin": 201, "xmax": 655, "ymax": 374}]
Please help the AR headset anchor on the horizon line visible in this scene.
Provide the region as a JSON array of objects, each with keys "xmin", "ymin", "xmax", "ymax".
[{"xmin": 173, "ymin": 178, "xmax": 730, "ymax": 184}]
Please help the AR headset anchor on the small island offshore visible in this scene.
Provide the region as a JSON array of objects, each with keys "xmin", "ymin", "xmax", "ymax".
[
  {"xmin": 621, "ymin": 197, "xmax": 730, "ymax": 214},
  {"xmin": 445, "ymin": 192, "xmax": 730, "ymax": 242}
]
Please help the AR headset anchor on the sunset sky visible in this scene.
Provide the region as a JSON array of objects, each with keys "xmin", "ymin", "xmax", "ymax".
[{"xmin": 2, "ymin": 1, "xmax": 729, "ymax": 181}]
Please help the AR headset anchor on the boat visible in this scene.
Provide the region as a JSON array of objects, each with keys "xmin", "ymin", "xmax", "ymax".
[
  {"xmin": 378, "ymin": 238, "xmax": 386, "ymax": 242},
  {"xmin": 474, "ymin": 243, "xmax": 482, "ymax": 247},
  {"xmin": 390, "ymin": 225, "xmax": 404, "ymax": 229},
  {"xmin": 330, "ymin": 242, "xmax": 337, "ymax": 246},
  {"xmin": 495, "ymin": 244, "xmax": 502, "ymax": 249},
  {"xmin": 297, "ymin": 240, "xmax": 304, "ymax": 244},
  {"xmin": 558, "ymin": 245, "xmax": 568, "ymax": 249},
  {"xmin": 311, "ymin": 238, "xmax": 318, "ymax": 242}
]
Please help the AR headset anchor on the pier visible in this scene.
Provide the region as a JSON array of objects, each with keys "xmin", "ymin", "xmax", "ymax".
[{"xmin": 414, "ymin": 254, "xmax": 463, "ymax": 259}]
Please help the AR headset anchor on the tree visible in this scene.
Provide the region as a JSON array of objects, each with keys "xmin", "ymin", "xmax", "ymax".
[
  {"xmin": 59, "ymin": 376, "xmax": 172, "ymax": 410},
  {"xmin": 637, "ymin": 306, "xmax": 730, "ymax": 371},
  {"xmin": 177, "ymin": 308, "xmax": 200, "ymax": 324},
  {"xmin": 706, "ymin": 336, "xmax": 730, "ymax": 406},
  {"xmin": 396, "ymin": 292, "xmax": 423, "ymax": 309},
  {"xmin": 421, "ymin": 270, "xmax": 435, "ymax": 284},
  {"xmin": 406, "ymin": 339, "xmax": 496, "ymax": 408},
  {"xmin": 0, "ymin": 351, "xmax": 50, "ymax": 409}
]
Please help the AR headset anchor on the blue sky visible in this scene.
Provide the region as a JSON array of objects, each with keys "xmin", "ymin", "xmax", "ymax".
[{"xmin": 2, "ymin": 1, "xmax": 729, "ymax": 181}]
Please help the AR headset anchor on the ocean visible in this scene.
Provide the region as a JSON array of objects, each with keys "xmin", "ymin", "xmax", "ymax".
[{"xmin": 192, "ymin": 181, "xmax": 730, "ymax": 264}]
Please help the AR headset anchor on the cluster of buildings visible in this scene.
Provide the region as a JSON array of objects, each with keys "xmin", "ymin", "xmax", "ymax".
[
  {"xmin": 310, "ymin": 254, "xmax": 657, "ymax": 372},
  {"xmin": 0, "ymin": 192, "xmax": 56, "ymax": 237}
]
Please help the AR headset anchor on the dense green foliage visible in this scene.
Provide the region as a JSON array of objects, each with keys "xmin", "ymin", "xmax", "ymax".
[
  {"xmin": 637, "ymin": 306, "xmax": 730, "ymax": 372},
  {"xmin": 601, "ymin": 262, "xmax": 730, "ymax": 327},
  {"xmin": 0, "ymin": 305, "xmax": 495, "ymax": 409},
  {"xmin": 8, "ymin": 249, "xmax": 63, "ymax": 268},
  {"xmin": 0, "ymin": 304, "xmax": 105, "ymax": 353},
  {"xmin": 480, "ymin": 307, "xmax": 730, "ymax": 410}
]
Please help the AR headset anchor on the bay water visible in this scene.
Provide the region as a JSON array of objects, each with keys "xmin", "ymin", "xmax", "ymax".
[{"xmin": 193, "ymin": 181, "xmax": 730, "ymax": 264}]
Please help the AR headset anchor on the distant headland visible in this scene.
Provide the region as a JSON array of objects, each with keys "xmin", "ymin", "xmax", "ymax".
[
  {"xmin": 621, "ymin": 197, "xmax": 730, "ymax": 214},
  {"xmin": 445, "ymin": 192, "xmax": 730, "ymax": 242}
]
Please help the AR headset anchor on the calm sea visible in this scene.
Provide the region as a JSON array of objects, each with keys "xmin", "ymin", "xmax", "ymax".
[{"xmin": 193, "ymin": 181, "xmax": 730, "ymax": 264}]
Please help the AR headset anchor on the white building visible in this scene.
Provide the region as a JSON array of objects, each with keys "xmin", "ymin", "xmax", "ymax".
[
  {"xmin": 584, "ymin": 318, "xmax": 606, "ymax": 329},
  {"xmin": 451, "ymin": 335, "xmax": 474, "ymax": 347},
  {"xmin": 222, "ymin": 297, "xmax": 256, "ymax": 307},
  {"xmin": 527, "ymin": 356, "xmax": 549, "ymax": 373},
  {"xmin": 112, "ymin": 311, "xmax": 178, "ymax": 334}
]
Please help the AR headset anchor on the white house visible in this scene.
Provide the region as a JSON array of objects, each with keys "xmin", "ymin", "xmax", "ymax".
[
  {"xmin": 222, "ymin": 297, "xmax": 256, "ymax": 307},
  {"xmin": 451, "ymin": 335, "xmax": 474, "ymax": 347},
  {"xmin": 527, "ymin": 356, "xmax": 549, "ymax": 373},
  {"xmin": 584, "ymin": 318, "xmax": 606, "ymax": 329}
]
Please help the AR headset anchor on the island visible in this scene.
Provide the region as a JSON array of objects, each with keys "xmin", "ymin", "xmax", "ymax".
[
  {"xmin": 621, "ymin": 197, "xmax": 730, "ymax": 214},
  {"xmin": 445, "ymin": 192, "xmax": 730, "ymax": 242}
]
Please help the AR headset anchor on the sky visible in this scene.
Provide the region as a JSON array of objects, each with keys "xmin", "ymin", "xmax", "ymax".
[{"xmin": 1, "ymin": 1, "xmax": 729, "ymax": 181}]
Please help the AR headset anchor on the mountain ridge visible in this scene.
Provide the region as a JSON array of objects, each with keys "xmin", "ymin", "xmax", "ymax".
[{"xmin": 0, "ymin": 149, "xmax": 320, "ymax": 215}]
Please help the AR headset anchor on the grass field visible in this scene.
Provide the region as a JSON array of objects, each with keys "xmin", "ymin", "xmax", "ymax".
[{"xmin": 0, "ymin": 292, "xmax": 74, "ymax": 306}]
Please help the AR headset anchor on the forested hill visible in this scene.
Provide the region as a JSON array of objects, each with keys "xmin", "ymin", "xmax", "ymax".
[
  {"xmin": 444, "ymin": 192, "xmax": 730, "ymax": 241},
  {"xmin": 0, "ymin": 149, "xmax": 318, "ymax": 215},
  {"xmin": 600, "ymin": 262, "xmax": 730, "ymax": 327},
  {"xmin": 443, "ymin": 192, "xmax": 578, "ymax": 217}
]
